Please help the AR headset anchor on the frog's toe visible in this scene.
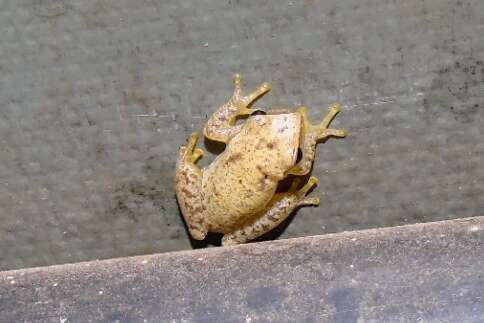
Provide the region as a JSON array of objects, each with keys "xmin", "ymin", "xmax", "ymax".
[
  {"xmin": 295, "ymin": 176, "xmax": 319, "ymax": 198},
  {"xmin": 234, "ymin": 73, "xmax": 243, "ymax": 86},
  {"xmin": 317, "ymin": 103, "xmax": 343, "ymax": 131},
  {"xmin": 221, "ymin": 234, "xmax": 239, "ymax": 246},
  {"xmin": 181, "ymin": 132, "xmax": 204, "ymax": 163},
  {"xmin": 189, "ymin": 132, "xmax": 199, "ymax": 143},
  {"xmin": 332, "ymin": 129, "xmax": 348, "ymax": 137},
  {"xmin": 299, "ymin": 196, "xmax": 320, "ymax": 206},
  {"xmin": 190, "ymin": 227, "xmax": 208, "ymax": 240},
  {"xmin": 259, "ymin": 82, "xmax": 272, "ymax": 92},
  {"xmin": 329, "ymin": 103, "xmax": 342, "ymax": 113},
  {"xmin": 243, "ymin": 82, "xmax": 272, "ymax": 105},
  {"xmin": 319, "ymin": 128, "xmax": 348, "ymax": 140},
  {"xmin": 186, "ymin": 132, "xmax": 200, "ymax": 151},
  {"xmin": 308, "ymin": 176, "xmax": 319, "ymax": 186},
  {"xmin": 189, "ymin": 148, "xmax": 204, "ymax": 163}
]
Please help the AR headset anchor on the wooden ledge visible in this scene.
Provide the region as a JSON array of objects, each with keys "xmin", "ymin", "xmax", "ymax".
[{"xmin": 1, "ymin": 216, "xmax": 483, "ymax": 322}]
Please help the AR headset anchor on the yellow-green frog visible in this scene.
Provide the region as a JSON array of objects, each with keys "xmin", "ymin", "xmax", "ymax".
[{"xmin": 176, "ymin": 74, "xmax": 347, "ymax": 245}]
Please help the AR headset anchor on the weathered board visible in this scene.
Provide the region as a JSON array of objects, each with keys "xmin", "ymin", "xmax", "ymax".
[
  {"xmin": 0, "ymin": 0, "xmax": 483, "ymax": 269},
  {"xmin": 1, "ymin": 217, "xmax": 483, "ymax": 322}
]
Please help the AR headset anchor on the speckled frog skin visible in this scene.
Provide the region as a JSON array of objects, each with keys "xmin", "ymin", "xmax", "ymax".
[{"xmin": 176, "ymin": 74, "xmax": 347, "ymax": 245}]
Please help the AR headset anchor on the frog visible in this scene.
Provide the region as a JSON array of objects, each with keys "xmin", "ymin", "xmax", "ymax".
[{"xmin": 175, "ymin": 74, "xmax": 347, "ymax": 246}]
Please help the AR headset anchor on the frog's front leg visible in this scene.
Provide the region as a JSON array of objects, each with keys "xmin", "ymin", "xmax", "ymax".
[
  {"xmin": 175, "ymin": 132, "xmax": 208, "ymax": 240},
  {"xmin": 221, "ymin": 176, "xmax": 320, "ymax": 246},
  {"xmin": 288, "ymin": 104, "xmax": 348, "ymax": 176},
  {"xmin": 203, "ymin": 74, "xmax": 271, "ymax": 143}
]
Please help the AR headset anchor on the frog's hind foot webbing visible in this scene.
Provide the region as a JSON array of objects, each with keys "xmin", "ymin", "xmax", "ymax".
[{"xmin": 221, "ymin": 176, "xmax": 320, "ymax": 246}]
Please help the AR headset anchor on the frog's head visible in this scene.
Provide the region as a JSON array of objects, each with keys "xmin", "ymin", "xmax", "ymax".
[{"xmin": 243, "ymin": 113, "xmax": 302, "ymax": 180}]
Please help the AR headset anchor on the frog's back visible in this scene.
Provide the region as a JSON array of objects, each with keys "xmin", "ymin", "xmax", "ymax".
[{"xmin": 202, "ymin": 113, "xmax": 301, "ymax": 233}]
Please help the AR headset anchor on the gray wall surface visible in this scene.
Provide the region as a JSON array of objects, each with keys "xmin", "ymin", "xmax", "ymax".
[{"xmin": 0, "ymin": 0, "xmax": 483, "ymax": 270}]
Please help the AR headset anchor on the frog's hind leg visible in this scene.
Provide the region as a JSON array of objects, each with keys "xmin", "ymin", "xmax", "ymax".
[
  {"xmin": 222, "ymin": 176, "xmax": 320, "ymax": 246},
  {"xmin": 288, "ymin": 104, "xmax": 347, "ymax": 176},
  {"xmin": 203, "ymin": 74, "xmax": 271, "ymax": 143},
  {"xmin": 176, "ymin": 132, "xmax": 208, "ymax": 240}
]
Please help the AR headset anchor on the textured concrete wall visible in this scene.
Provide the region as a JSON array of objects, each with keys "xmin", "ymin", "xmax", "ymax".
[{"xmin": 0, "ymin": 0, "xmax": 483, "ymax": 270}]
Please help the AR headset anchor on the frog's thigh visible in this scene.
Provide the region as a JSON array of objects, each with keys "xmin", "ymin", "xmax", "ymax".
[
  {"xmin": 221, "ymin": 177, "xmax": 320, "ymax": 246},
  {"xmin": 175, "ymin": 133, "xmax": 208, "ymax": 240}
]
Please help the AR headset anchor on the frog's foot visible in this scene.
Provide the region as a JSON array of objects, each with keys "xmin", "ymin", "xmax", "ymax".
[
  {"xmin": 292, "ymin": 176, "xmax": 321, "ymax": 206},
  {"xmin": 232, "ymin": 74, "xmax": 272, "ymax": 112},
  {"xmin": 221, "ymin": 176, "xmax": 320, "ymax": 246},
  {"xmin": 203, "ymin": 74, "xmax": 271, "ymax": 143},
  {"xmin": 287, "ymin": 104, "xmax": 347, "ymax": 176},
  {"xmin": 317, "ymin": 103, "xmax": 348, "ymax": 140},
  {"xmin": 179, "ymin": 132, "xmax": 204, "ymax": 164},
  {"xmin": 176, "ymin": 132, "xmax": 207, "ymax": 240}
]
